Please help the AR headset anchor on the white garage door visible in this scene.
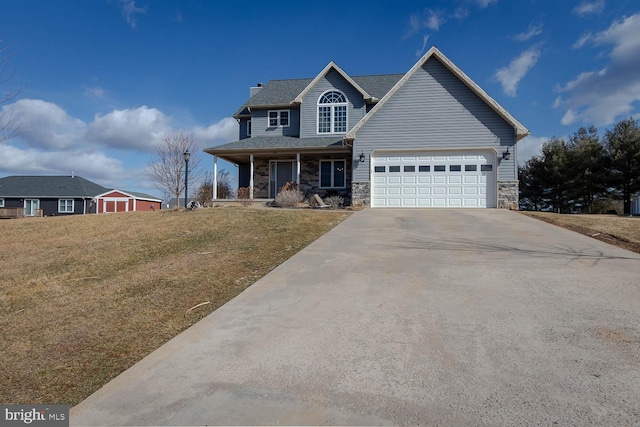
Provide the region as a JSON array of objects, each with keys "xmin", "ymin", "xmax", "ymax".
[{"xmin": 371, "ymin": 150, "xmax": 496, "ymax": 208}]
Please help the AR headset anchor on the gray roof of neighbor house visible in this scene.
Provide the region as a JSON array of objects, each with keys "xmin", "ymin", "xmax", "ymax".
[
  {"xmin": 234, "ymin": 74, "xmax": 404, "ymax": 117},
  {"xmin": 0, "ymin": 175, "xmax": 109, "ymax": 198}
]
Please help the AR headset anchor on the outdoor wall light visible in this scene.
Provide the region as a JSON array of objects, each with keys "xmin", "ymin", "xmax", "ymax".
[
  {"xmin": 359, "ymin": 152, "xmax": 366, "ymax": 163},
  {"xmin": 502, "ymin": 147, "xmax": 511, "ymax": 161}
]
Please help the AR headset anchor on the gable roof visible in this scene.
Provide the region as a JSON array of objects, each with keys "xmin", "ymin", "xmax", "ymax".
[
  {"xmin": 346, "ymin": 46, "xmax": 530, "ymax": 141},
  {"xmin": 95, "ymin": 189, "xmax": 162, "ymax": 202},
  {"xmin": 293, "ymin": 61, "xmax": 374, "ymax": 103},
  {"xmin": 0, "ymin": 175, "xmax": 109, "ymax": 198},
  {"xmin": 233, "ymin": 72, "xmax": 404, "ymax": 118}
]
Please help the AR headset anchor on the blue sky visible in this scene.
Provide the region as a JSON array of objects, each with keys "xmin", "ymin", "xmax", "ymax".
[{"xmin": 1, "ymin": 0, "xmax": 638, "ymax": 197}]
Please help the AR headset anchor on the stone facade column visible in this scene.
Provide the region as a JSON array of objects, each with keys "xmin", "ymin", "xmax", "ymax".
[
  {"xmin": 351, "ymin": 182, "xmax": 370, "ymax": 207},
  {"xmin": 498, "ymin": 181, "xmax": 519, "ymax": 210}
]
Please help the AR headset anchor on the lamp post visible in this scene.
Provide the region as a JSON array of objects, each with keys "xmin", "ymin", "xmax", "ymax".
[{"xmin": 183, "ymin": 149, "xmax": 191, "ymax": 208}]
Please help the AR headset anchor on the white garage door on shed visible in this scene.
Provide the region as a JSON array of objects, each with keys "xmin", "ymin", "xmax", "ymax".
[{"xmin": 371, "ymin": 150, "xmax": 497, "ymax": 208}]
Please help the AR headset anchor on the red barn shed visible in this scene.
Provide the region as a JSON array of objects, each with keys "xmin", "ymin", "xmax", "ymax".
[{"xmin": 95, "ymin": 190, "xmax": 162, "ymax": 213}]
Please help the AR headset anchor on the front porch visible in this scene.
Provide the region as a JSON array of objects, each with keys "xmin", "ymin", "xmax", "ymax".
[{"xmin": 208, "ymin": 146, "xmax": 354, "ymax": 203}]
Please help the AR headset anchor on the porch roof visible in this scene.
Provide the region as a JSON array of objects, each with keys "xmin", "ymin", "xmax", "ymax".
[{"xmin": 204, "ymin": 136, "xmax": 350, "ymax": 162}]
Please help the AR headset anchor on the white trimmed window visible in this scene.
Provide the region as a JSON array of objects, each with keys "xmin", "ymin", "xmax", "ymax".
[
  {"xmin": 0, "ymin": 198, "xmax": 4, "ymax": 208},
  {"xmin": 318, "ymin": 91, "xmax": 347, "ymax": 134},
  {"xmin": 58, "ymin": 199, "xmax": 74, "ymax": 213},
  {"xmin": 247, "ymin": 119, "xmax": 252, "ymax": 136},
  {"xmin": 268, "ymin": 110, "xmax": 289, "ymax": 127},
  {"xmin": 319, "ymin": 160, "xmax": 346, "ymax": 188}
]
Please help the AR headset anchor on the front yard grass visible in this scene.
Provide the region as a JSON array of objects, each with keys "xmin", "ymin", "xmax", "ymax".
[
  {"xmin": 0, "ymin": 207, "xmax": 350, "ymax": 405},
  {"xmin": 520, "ymin": 211, "xmax": 640, "ymax": 253}
]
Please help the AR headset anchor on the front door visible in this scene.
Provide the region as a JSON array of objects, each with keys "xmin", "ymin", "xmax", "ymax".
[
  {"xmin": 24, "ymin": 199, "xmax": 40, "ymax": 216},
  {"xmin": 269, "ymin": 161, "xmax": 294, "ymax": 198}
]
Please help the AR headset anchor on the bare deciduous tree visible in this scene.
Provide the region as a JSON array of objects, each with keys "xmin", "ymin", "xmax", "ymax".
[
  {"xmin": 146, "ymin": 130, "xmax": 202, "ymax": 206},
  {"xmin": 196, "ymin": 170, "xmax": 234, "ymax": 205},
  {"xmin": 1, "ymin": 39, "xmax": 24, "ymax": 142}
]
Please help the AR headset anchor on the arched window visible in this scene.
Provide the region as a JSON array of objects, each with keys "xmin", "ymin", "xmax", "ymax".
[{"xmin": 317, "ymin": 90, "xmax": 347, "ymax": 134}]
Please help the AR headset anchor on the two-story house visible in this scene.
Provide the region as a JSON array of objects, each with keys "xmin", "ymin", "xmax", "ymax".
[{"xmin": 205, "ymin": 47, "xmax": 529, "ymax": 209}]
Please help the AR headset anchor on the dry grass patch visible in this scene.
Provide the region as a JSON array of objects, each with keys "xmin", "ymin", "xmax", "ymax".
[
  {"xmin": 0, "ymin": 207, "xmax": 350, "ymax": 405},
  {"xmin": 520, "ymin": 211, "xmax": 640, "ymax": 253}
]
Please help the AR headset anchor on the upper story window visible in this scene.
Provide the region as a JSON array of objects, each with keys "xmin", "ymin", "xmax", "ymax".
[
  {"xmin": 247, "ymin": 119, "xmax": 252, "ymax": 136},
  {"xmin": 268, "ymin": 110, "xmax": 289, "ymax": 127},
  {"xmin": 318, "ymin": 91, "xmax": 347, "ymax": 134}
]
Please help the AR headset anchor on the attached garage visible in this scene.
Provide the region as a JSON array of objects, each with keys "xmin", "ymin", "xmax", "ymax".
[{"xmin": 371, "ymin": 150, "xmax": 497, "ymax": 208}]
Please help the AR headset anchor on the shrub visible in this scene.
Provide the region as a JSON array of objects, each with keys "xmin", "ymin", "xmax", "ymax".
[
  {"xmin": 236, "ymin": 187, "xmax": 252, "ymax": 207},
  {"xmin": 323, "ymin": 195, "xmax": 344, "ymax": 209},
  {"xmin": 275, "ymin": 189, "xmax": 304, "ymax": 208}
]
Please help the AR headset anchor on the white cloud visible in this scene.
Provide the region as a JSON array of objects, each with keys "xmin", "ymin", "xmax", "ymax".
[
  {"xmin": 405, "ymin": 8, "xmax": 446, "ymax": 37},
  {"xmin": 1, "ymin": 99, "xmax": 86, "ymax": 149},
  {"xmin": 512, "ymin": 23, "xmax": 543, "ymax": 42},
  {"xmin": 118, "ymin": 0, "xmax": 147, "ymax": 28},
  {"xmin": 425, "ymin": 9, "xmax": 446, "ymax": 31},
  {"xmin": 572, "ymin": 32, "xmax": 592, "ymax": 49},
  {"xmin": 453, "ymin": 7, "xmax": 469, "ymax": 20},
  {"xmin": 516, "ymin": 135, "xmax": 548, "ymax": 165},
  {"xmin": 573, "ymin": 0, "xmax": 605, "ymax": 17},
  {"xmin": 193, "ymin": 117, "xmax": 238, "ymax": 146},
  {"xmin": 415, "ymin": 35, "xmax": 431, "ymax": 57},
  {"xmin": 83, "ymin": 86, "xmax": 106, "ymax": 99},
  {"xmin": 555, "ymin": 13, "xmax": 640, "ymax": 126},
  {"xmin": 85, "ymin": 106, "xmax": 171, "ymax": 152},
  {"xmin": 0, "ymin": 143, "xmax": 126, "ymax": 182},
  {"xmin": 494, "ymin": 46, "xmax": 541, "ymax": 97},
  {"xmin": 476, "ymin": 0, "xmax": 498, "ymax": 8}
]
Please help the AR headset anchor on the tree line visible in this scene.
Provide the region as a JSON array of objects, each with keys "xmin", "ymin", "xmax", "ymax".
[{"xmin": 519, "ymin": 117, "xmax": 640, "ymax": 215}]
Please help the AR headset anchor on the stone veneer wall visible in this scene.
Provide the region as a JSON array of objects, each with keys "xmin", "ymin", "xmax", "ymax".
[
  {"xmin": 247, "ymin": 155, "xmax": 352, "ymax": 201},
  {"xmin": 351, "ymin": 182, "xmax": 370, "ymax": 207},
  {"xmin": 498, "ymin": 181, "xmax": 519, "ymax": 210}
]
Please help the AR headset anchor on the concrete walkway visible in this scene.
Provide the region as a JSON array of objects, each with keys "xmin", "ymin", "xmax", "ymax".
[{"xmin": 71, "ymin": 209, "xmax": 640, "ymax": 426}]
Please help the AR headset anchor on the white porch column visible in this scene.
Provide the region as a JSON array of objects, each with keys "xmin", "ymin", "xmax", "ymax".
[
  {"xmin": 213, "ymin": 155, "xmax": 218, "ymax": 200},
  {"xmin": 249, "ymin": 154, "xmax": 254, "ymax": 199},
  {"xmin": 296, "ymin": 153, "xmax": 301, "ymax": 188}
]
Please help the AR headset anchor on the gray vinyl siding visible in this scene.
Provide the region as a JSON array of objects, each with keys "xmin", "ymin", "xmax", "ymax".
[
  {"xmin": 300, "ymin": 69, "xmax": 366, "ymax": 138},
  {"xmin": 251, "ymin": 108, "xmax": 300, "ymax": 137},
  {"xmin": 353, "ymin": 57, "xmax": 517, "ymax": 182}
]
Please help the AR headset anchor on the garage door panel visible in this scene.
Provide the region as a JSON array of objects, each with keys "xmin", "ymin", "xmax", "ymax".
[{"xmin": 371, "ymin": 150, "xmax": 496, "ymax": 208}]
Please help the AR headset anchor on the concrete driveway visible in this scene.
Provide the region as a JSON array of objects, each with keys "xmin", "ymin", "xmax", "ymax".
[{"xmin": 71, "ymin": 209, "xmax": 640, "ymax": 426}]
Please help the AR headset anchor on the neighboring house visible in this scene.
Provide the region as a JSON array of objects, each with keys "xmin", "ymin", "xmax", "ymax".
[
  {"xmin": 205, "ymin": 46, "xmax": 529, "ymax": 209},
  {"xmin": 0, "ymin": 175, "xmax": 161, "ymax": 217},
  {"xmin": 96, "ymin": 190, "xmax": 162, "ymax": 213}
]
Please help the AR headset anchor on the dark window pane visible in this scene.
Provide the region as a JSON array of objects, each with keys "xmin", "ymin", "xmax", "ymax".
[
  {"xmin": 389, "ymin": 166, "xmax": 401, "ymax": 172},
  {"xmin": 333, "ymin": 161, "xmax": 345, "ymax": 187},
  {"xmin": 320, "ymin": 162, "xmax": 332, "ymax": 187},
  {"xmin": 374, "ymin": 166, "xmax": 385, "ymax": 173},
  {"xmin": 404, "ymin": 165, "xmax": 415, "ymax": 172},
  {"xmin": 450, "ymin": 165, "xmax": 461, "ymax": 172},
  {"xmin": 280, "ymin": 111, "xmax": 289, "ymax": 126},
  {"xmin": 419, "ymin": 165, "xmax": 430, "ymax": 172},
  {"xmin": 465, "ymin": 164, "xmax": 477, "ymax": 171},
  {"xmin": 434, "ymin": 165, "xmax": 446, "ymax": 172},
  {"xmin": 481, "ymin": 164, "xmax": 493, "ymax": 172}
]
